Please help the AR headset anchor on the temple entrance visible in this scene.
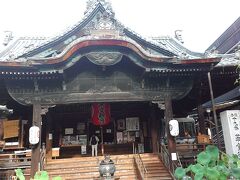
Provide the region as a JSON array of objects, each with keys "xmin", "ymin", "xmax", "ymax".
[{"xmin": 45, "ymin": 101, "xmax": 161, "ymax": 158}]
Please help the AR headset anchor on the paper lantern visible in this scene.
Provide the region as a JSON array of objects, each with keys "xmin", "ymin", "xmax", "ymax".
[{"xmin": 29, "ymin": 126, "xmax": 40, "ymax": 145}]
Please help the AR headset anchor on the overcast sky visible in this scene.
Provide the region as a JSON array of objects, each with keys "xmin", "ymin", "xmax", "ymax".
[{"xmin": 0, "ymin": 0, "xmax": 239, "ymax": 52}]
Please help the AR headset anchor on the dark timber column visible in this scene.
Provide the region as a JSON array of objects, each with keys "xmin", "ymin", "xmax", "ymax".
[
  {"xmin": 197, "ymin": 105, "xmax": 206, "ymax": 134},
  {"xmin": 30, "ymin": 103, "xmax": 42, "ymax": 178},
  {"xmin": 197, "ymin": 81, "xmax": 206, "ymax": 135},
  {"xmin": 46, "ymin": 112, "xmax": 52, "ymax": 161},
  {"xmin": 164, "ymin": 96, "xmax": 176, "ymax": 162},
  {"xmin": 150, "ymin": 104, "xmax": 158, "ymax": 153}
]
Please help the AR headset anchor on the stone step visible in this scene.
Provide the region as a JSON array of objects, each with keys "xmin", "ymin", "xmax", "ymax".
[
  {"xmin": 138, "ymin": 154, "xmax": 173, "ymax": 180},
  {"xmin": 47, "ymin": 165, "xmax": 136, "ymax": 175},
  {"xmin": 146, "ymin": 172, "xmax": 173, "ymax": 178},
  {"xmin": 145, "ymin": 176, "xmax": 173, "ymax": 180},
  {"xmin": 46, "ymin": 153, "xmax": 139, "ymax": 179},
  {"xmin": 46, "ymin": 155, "xmax": 134, "ymax": 165},
  {"xmin": 45, "ymin": 161, "xmax": 134, "ymax": 170},
  {"xmin": 143, "ymin": 162, "xmax": 165, "ymax": 168},
  {"xmin": 45, "ymin": 153, "xmax": 172, "ymax": 180},
  {"xmin": 49, "ymin": 169, "xmax": 137, "ymax": 179},
  {"xmin": 47, "ymin": 158, "xmax": 132, "ymax": 164},
  {"xmin": 145, "ymin": 167, "xmax": 168, "ymax": 171},
  {"xmin": 46, "ymin": 156, "xmax": 133, "ymax": 163},
  {"xmin": 61, "ymin": 174, "xmax": 138, "ymax": 180}
]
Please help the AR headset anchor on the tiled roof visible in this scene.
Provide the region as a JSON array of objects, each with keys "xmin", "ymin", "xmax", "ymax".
[
  {"xmin": 206, "ymin": 17, "xmax": 240, "ymax": 54},
  {"xmin": 0, "ymin": 37, "xmax": 47, "ymax": 62},
  {"xmin": 0, "ymin": 0, "xmax": 239, "ymax": 68},
  {"xmin": 216, "ymin": 53, "xmax": 240, "ymax": 67},
  {"xmin": 151, "ymin": 36, "xmax": 203, "ymax": 59}
]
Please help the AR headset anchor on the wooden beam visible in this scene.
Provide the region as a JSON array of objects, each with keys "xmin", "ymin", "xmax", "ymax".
[
  {"xmin": 164, "ymin": 97, "xmax": 176, "ymax": 161},
  {"xmin": 30, "ymin": 103, "xmax": 42, "ymax": 178}
]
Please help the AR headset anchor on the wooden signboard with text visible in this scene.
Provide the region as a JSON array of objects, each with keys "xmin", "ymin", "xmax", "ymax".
[{"xmin": 3, "ymin": 120, "xmax": 19, "ymax": 139}]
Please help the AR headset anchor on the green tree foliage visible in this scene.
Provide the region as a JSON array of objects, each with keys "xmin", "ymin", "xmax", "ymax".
[{"xmin": 174, "ymin": 145, "xmax": 240, "ymax": 180}]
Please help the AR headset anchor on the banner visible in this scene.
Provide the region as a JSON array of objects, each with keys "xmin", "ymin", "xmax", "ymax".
[{"xmin": 91, "ymin": 103, "xmax": 110, "ymax": 126}]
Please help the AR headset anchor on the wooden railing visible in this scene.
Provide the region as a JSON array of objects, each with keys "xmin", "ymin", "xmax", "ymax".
[
  {"xmin": 0, "ymin": 151, "xmax": 31, "ymax": 179},
  {"xmin": 0, "ymin": 151, "xmax": 31, "ymax": 170},
  {"xmin": 0, "ymin": 144, "xmax": 46, "ymax": 179},
  {"xmin": 134, "ymin": 152, "xmax": 148, "ymax": 179}
]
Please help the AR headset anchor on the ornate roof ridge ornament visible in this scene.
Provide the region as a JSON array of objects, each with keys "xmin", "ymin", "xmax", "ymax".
[
  {"xmin": 205, "ymin": 47, "xmax": 219, "ymax": 58},
  {"xmin": 85, "ymin": 0, "xmax": 114, "ymax": 16}
]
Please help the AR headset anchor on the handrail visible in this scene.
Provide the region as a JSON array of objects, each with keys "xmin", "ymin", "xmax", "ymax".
[
  {"xmin": 158, "ymin": 141, "xmax": 226, "ymax": 177},
  {"xmin": 40, "ymin": 143, "xmax": 46, "ymax": 171},
  {"xmin": 133, "ymin": 147, "xmax": 147, "ymax": 179},
  {"xmin": 0, "ymin": 152, "xmax": 31, "ymax": 170},
  {"xmin": 158, "ymin": 143, "xmax": 179, "ymax": 178}
]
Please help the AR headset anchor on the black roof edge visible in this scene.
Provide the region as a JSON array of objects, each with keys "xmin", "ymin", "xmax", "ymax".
[{"xmin": 124, "ymin": 29, "xmax": 176, "ymax": 57}]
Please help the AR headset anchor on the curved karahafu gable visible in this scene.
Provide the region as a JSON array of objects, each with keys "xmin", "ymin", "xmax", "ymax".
[
  {"xmin": 28, "ymin": 38, "xmax": 172, "ymax": 64},
  {"xmin": 0, "ymin": 0, "xmax": 205, "ymax": 63}
]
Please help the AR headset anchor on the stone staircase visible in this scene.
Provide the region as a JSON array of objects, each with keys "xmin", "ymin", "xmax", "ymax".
[
  {"xmin": 45, "ymin": 153, "xmax": 172, "ymax": 179},
  {"xmin": 139, "ymin": 153, "xmax": 173, "ymax": 180},
  {"xmin": 45, "ymin": 154, "xmax": 138, "ymax": 179}
]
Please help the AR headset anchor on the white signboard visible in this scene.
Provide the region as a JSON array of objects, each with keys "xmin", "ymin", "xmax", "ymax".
[
  {"xmin": 220, "ymin": 110, "xmax": 240, "ymax": 158},
  {"xmin": 65, "ymin": 128, "xmax": 73, "ymax": 135},
  {"xmin": 116, "ymin": 132, "xmax": 123, "ymax": 144},
  {"xmin": 126, "ymin": 117, "xmax": 139, "ymax": 131},
  {"xmin": 81, "ymin": 145, "xmax": 87, "ymax": 154}
]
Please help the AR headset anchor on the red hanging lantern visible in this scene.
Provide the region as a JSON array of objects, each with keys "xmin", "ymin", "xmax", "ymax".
[{"xmin": 91, "ymin": 103, "xmax": 111, "ymax": 126}]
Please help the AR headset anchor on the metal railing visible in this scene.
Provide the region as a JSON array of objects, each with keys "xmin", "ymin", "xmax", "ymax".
[
  {"xmin": 134, "ymin": 152, "xmax": 148, "ymax": 179},
  {"xmin": 158, "ymin": 141, "xmax": 226, "ymax": 172},
  {"xmin": 158, "ymin": 143, "xmax": 180, "ymax": 178},
  {"xmin": 40, "ymin": 143, "xmax": 46, "ymax": 171}
]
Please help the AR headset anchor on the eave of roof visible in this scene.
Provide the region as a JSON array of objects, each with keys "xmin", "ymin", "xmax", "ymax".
[{"xmin": 206, "ymin": 16, "xmax": 240, "ymax": 53}]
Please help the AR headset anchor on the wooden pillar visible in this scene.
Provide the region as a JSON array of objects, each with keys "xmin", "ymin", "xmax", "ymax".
[
  {"xmin": 164, "ymin": 97, "xmax": 176, "ymax": 160},
  {"xmin": 208, "ymin": 72, "xmax": 221, "ymax": 149},
  {"xmin": 100, "ymin": 126, "xmax": 104, "ymax": 155},
  {"xmin": 150, "ymin": 104, "xmax": 158, "ymax": 153},
  {"xmin": 30, "ymin": 103, "xmax": 42, "ymax": 178},
  {"xmin": 197, "ymin": 105, "xmax": 206, "ymax": 134},
  {"xmin": 45, "ymin": 112, "xmax": 52, "ymax": 161},
  {"xmin": 197, "ymin": 80, "xmax": 206, "ymax": 135}
]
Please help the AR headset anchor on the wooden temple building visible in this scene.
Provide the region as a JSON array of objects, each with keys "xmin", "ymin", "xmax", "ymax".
[{"xmin": 0, "ymin": 0, "xmax": 239, "ymax": 179}]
